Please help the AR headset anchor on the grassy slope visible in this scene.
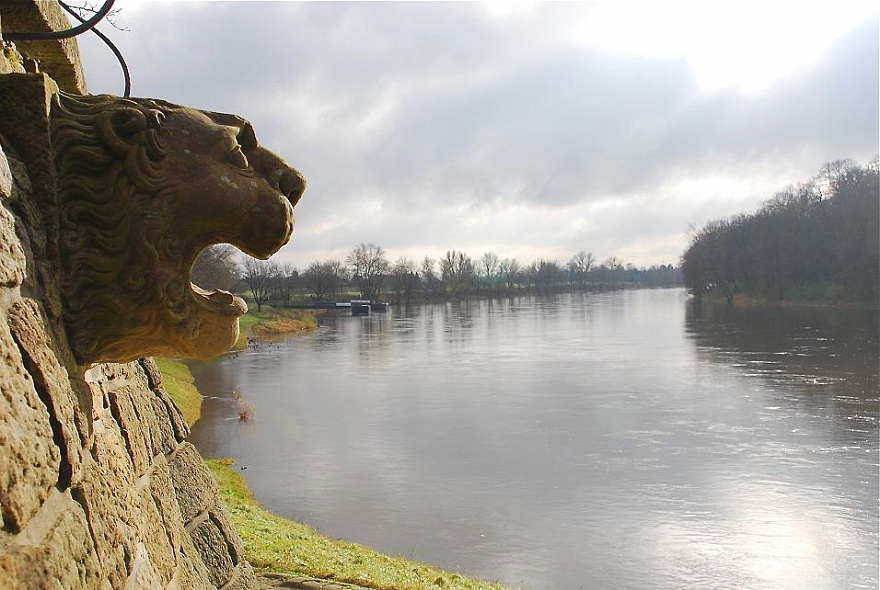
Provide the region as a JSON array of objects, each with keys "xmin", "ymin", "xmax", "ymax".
[
  {"xmin": 233, "ymin": 306, "xmax": 318, "ymax": 350},
  {"xmin": 153, "ymin": 357, "xmax": 201, "ymax": 426},
  {"xmin": 207, "ymin": 458, "xmax": 517, "ymax": 590},
  {"xmin": 157, "ymin": 312, "xmax": 518, "ymax": 590}
]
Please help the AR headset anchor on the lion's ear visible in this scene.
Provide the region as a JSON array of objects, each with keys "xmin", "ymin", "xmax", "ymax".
[{"xmin": 98, "ymin": 108, "xmax": 147, "ymax": 157}]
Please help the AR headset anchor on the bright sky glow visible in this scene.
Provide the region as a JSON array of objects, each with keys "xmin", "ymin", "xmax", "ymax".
[{"xmin": 572, "ymin": 2, "xmax": 880, "ymax": 93}]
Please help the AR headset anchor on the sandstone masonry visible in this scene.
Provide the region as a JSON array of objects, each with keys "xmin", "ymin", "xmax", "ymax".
[{"xmin": 0, "ymin": 3, "xmax": 262, "ymax": 588}]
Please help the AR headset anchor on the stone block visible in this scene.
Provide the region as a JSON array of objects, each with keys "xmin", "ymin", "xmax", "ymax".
[
  {"xmin": 106, "ymin": 382, "xmax": 156, "ymax": 476},
  {"xmin": 2, "ymin": 489, "xmax": 104, "ymax": 590},
  {"xmin": 168, "ymin": 442, "xmax": 217, "ymax": 524},
  {"xmin": 70, "ymin": 459, "xmax": 130, "ymax": 589},
  {"xmin": 0, "ymin": 0, "xmax": 87, "ymax": 93},
  {"xmin": 189, "ymin": 512, "xmax": 236, "ymax": 588},
  {"xmin": 139, "ymin": 357, "xmax": 190, "ymax": 442},
  {"xmin": 122, "ymin": 541, "xmax": 164, "ymax": 590},
  {"xmin": 0, "ymin": 143, "xmax": 13, "ymax": 200},
  {"xmin": 171, "ymin": 536, "xmax": 216, "ymax": 590},
  {"xmin": 8, "ymin": 297, "xmax": 87, "ymax": 488},
  {"xmin": 129, "ymin": 480, "xmax": 177, "ymax": 587},
  {"xmin": 147, "ymin": 454, "xmax": 187, "ymax": 557},
  {"xmin": 0, "ymin": 317, "xmax": 59, "ymax": 532},
  {"xmin": 222, "ymin": 561, "xmax": 258, "ymax": 590},
  {"xmin": 0, "ymin": 201, "xmax": 26, "ymax": 288}
]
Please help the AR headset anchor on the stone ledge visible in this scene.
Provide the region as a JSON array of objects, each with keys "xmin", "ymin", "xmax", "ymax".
[{"xmin": 0, "ymin": 0, "xmax": 86, "ymax": 93}]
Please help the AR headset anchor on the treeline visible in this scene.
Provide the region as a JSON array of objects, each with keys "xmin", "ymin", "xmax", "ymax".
[
  {"xmin": 194, "ymin": 243, "xmax": 682, "ymax": 310},
  {"xmin": 681, "ymin": 158, "xmax": 879, "ymax": 303}
]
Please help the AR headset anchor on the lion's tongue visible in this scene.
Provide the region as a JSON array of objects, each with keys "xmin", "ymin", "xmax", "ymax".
[{"xmin": 191, "ymin": 284, "xmax": 248, "ymax": 316}]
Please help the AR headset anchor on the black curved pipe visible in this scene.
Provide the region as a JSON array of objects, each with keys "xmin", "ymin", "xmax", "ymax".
[
  {"xmin": 58, "ymin": 1, "xmax": 131, "ymax": 97},
  {"xmin": 3, "ymin": 0, "xmax": 115, "ymax": 40}
]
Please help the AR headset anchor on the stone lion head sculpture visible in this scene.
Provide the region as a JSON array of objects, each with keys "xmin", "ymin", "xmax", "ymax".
[{"xmin": 50, "ymin": 92, "xmax": 305, "ymax": 364}]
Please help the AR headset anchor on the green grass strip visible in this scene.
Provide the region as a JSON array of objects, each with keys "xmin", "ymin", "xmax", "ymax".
[
  {"xmin": 154, "ymin": 357, "xmax": 201, "ymax": 426},
  {"xmin": 206, "ymin": 459, "xmax": 519, "ymax": 590}
]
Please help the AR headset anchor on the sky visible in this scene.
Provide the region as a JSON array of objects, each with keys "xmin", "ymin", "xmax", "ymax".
[{"xmin": 73, "ymin": 1, "xmax": 879, "ymax": 270}]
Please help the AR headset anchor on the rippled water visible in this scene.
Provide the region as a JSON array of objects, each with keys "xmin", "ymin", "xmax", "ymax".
[{"xmin": 189, "ymin": 289, "xmax": 879, "ymax": 590}]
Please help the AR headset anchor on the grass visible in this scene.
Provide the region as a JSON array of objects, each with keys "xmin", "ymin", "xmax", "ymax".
[
  {"xmin": 233, "ymin": 306, "xmax": 318, "ymax": 349},
  {"xmin": 157, "ymin": 316, "xmax": 517, "ymax": 590},
  {"xmin": 153, "ymin": 357, "xmax": 201, "ymax": 426},
  {"xmin": 206, "ymin": 458, "xmax": 520, "ymax": 590}
]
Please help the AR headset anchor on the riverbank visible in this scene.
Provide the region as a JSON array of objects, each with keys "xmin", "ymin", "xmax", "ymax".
[
  {"xmin": 207, "ymin": 458, "xmax": 516, "ymax": 590},
  {"xmin": 696, "ymin": 288, "xmax": 879, "ymax": 309},
  {"xmin": 233, "ymin": 306, "xmax": 320, "ymax": 349},
  {"xmin": 157, "ymin": 311, "xmax": 518, "ymax": 590}
]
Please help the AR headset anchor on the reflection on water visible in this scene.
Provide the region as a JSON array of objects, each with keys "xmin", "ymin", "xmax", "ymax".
[{"xmin": 189, "ymin": 289, "xmax": 879, "ymax": 590}]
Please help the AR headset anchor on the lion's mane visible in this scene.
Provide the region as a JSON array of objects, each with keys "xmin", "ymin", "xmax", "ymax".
[{"xmin": 51, "ymin": 92, "xmax": 196, "ymax": 363}]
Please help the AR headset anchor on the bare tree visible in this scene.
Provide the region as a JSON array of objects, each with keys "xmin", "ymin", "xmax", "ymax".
[
  {"xmin": 498, "ymin": 257, "xmax": 520, "ymax": 294},
  {"xmin": 302, "ymin": 259, "xmax": 343, "ymax": 300},
  {"xmin": 479, "ymin": 251, "xmax": 500, "ymax": 294},
  {"xmin": 274, "ymin": 263, "xmax": 299, "ymax": 308},
  {"xmin": 567, "ymin": 251, "xmax": 595, "ymax": 290},
  {"xmin": 390, "ymin": 257, "xmax": 419, "ymax": 304},
  {"xmin": 191, "ymin": 244, "xmax": 239, "ymax": 291},
  {"xmin": 346, "ymin": 243, "xmax": 389, "ymax": 300},
  {"xmin": 420, "ymin": 256, "xmax": 441, "ymax": 297},
  {"xmin": 441, "ymin": 250, "xmax": 475, "ymax": 297},
  {"xmin": 241, "ymin": 257, "xmax": 278, "ymax": 313}
]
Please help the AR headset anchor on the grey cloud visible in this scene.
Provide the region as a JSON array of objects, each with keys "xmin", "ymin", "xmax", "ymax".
[{"xmin": 75, "ymin": 3, "xmax": 878, "ymax": 267}]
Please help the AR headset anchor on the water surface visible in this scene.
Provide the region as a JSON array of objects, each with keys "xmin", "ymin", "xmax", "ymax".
[{"xmin": 189, "ymin": 289, "xmax": 879, "ymax": 590}]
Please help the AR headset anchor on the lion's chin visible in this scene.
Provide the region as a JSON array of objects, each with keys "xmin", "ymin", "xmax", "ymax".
[{"xmin": 169, "ymin": 284, "xmax": 249, "ymax": 360}]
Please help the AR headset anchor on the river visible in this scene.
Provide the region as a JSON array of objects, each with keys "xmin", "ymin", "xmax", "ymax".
[{"xmin": 188, "ymin": 288, "xmax": 879, "ymax": 590}]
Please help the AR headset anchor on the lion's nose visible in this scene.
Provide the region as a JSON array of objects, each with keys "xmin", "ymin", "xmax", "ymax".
[
  {"xmin": 249, "ymin": 147, "xmax": 306, "ymax": 206},
  {"xmin": 279, "ymin": 167, "xmax": 306, "ymax": 206}
]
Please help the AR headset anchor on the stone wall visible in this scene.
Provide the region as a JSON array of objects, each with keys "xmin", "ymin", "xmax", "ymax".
[{"xmin": 0, "ymin": 3, "xmax": 262, "ymax": 588}]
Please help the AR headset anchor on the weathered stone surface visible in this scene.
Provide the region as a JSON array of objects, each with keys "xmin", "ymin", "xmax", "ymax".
[
  {"xmin": 223, "ymin": 562, "xmax": 259, "ymax": 590},
  {"xmin": 140, "ymin": 357, "xmax": 190, "ymax": 442},
  {"xmin": 0, "ymin": 317, "xmax": 59, "ymax": 532},
  {"xmin": 209, "ymin": 504, "xmax": 247, "ymax": 567},
  {"xmin": 3, "ymin": 489, "xmax": 105, "ymax": 590},
  {"xmin": 129, "ymin": 478, "xmax": 177, "ymax": 587},
  {"xmin": 70, "ymin": 459, "xmax": 130, "ymax": 589},
  {"xmin": 0, "ymin": 143, "xmax": 13, "ymax": 199},
  {"xmin": 0, "ymin": 0, "xmax": 87, "ymax": 93},
  {"xmin": 169, "ymin": 442, "xmax": 218, "ymax": 524},
  {"xmin": 87, "ymin": 361, "xmax": 177, "ymax": 475},
  {"xmin": 0, "ymin": 5, "xmax": 283, "ymax": 588},
  {"xmin": 172, "ymin": 536, "xmax": 216, "ymax": 590},
  {"xmin": 8, "ymin": 297, "xmax": 87, "ymax": 488},
  {"xmin": 0, "ymin": 200, "xmax": 26, "ymax": 287},
  {"xmin": 107, "ymin": 382, "xmax": 166, "ymax": 477},
  {"xmin": 51, "ymin": 92, "xmax": 304, "ymax": 364},
  {"xmin": 190, "ymin": 512, "xmax": 237, "ymax": 588},
  {"xmin": 122, "ymin": 541, "xmax": 165, "ymax": 590},
  {"xmin": 0, "ymin": 74, "xmax": 58, "ymax": 206}
]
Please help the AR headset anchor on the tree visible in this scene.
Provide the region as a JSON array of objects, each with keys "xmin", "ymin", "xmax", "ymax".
[
  {"xmin": 241, "ymin": 257, "xmax": 278, "ymax": 312},
  {"xmin": 274, "ymin": 263, "xmax": 298, "ymax": 307},
  {"xmin": 302, "ymin": 259, "xmax": 343, "ymax": 300},
  {"xmin": 389, "ymin": 257, "xmax": 419, "ymax": 304},
  {"xmin": 479, "ymin": 251, "xmax": 500, "ymax": 294},
  {"xmin": 533, "ymin": 259, "xmax": 562, "ymax": 292},
  {"xmin": 681, "ymin": 158, "xmax": 879, "ymax": 302},
  {"xmin": 346, "ymin": 243, "xmax": 389, "ymax": 300},
  {"xmin": 191, "ymin": 244, "xmax": 239, "ymax": 291},
  {"xmin": 441, "ymin": 250, "xmax": 475, "ymax": 297},
  {"xmin": 567, "ymin": 251, "xmax": 595, "ymax": 290},
  {"xmin": 420, "ymin": 256, "xmax": 441, "ymax": 297}
]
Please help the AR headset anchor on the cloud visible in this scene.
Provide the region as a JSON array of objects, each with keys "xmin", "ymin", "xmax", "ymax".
[{"xmin": 76, "ymin": 2, "xmax": 879, "ymax": 268}]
